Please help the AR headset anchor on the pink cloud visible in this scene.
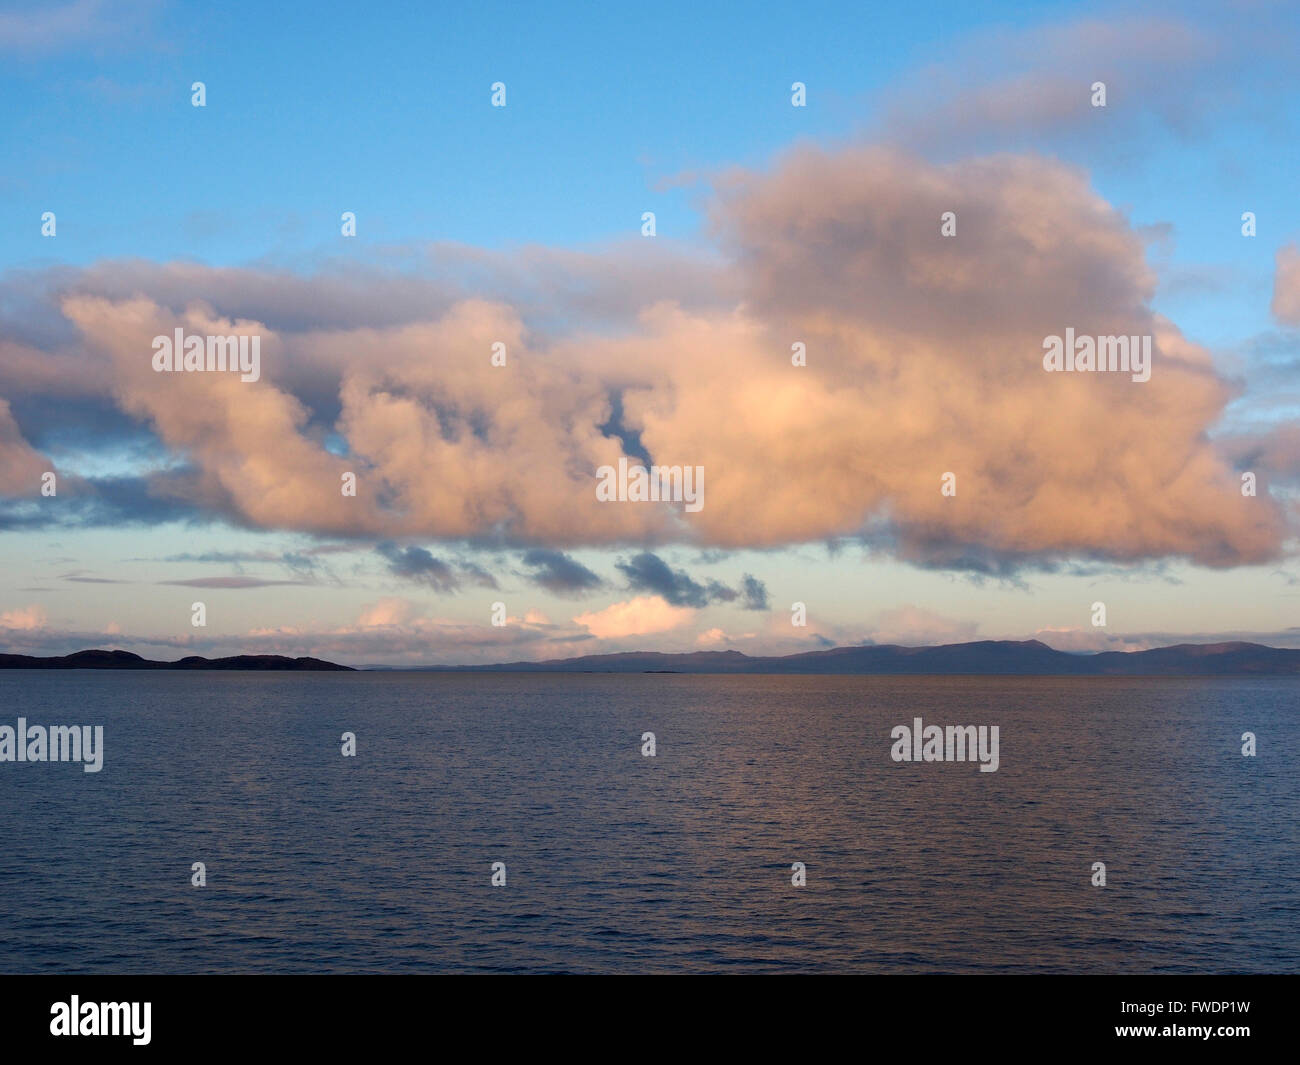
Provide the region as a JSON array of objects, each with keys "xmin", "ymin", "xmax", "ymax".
[
  {"xmin": 573, "ymin": 596, "xmax": 695, "ymax": 639},
  {"xmin": 0, "ymin": 397, "xmax": 50, "ymax": 495},
  {"xmin": 357, "ymin": 597, "xmax": 418, "ymax": 628},
  {"xmin": 0, "ymin": 145, "xmax": 1288, "ymax": 571},
  {"xmin": 0, "ymin": 604, "xmax": 48, "ymax": 630},
  {"xmin": 1272, "ymin": 244, "xmax": 1300, "ymax": 324}
]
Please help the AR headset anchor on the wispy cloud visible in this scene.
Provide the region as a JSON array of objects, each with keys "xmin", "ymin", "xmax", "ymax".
[
  {"xmin": 0, "ymin": 0, "xmax": 162, "ymax": 55},
  {"xmin": 376, "ymin": 541, "xmax": 498, "ymax": 593},
  {"xmin": 519, "ymin": 549, "xmax": 604, "ymax": 596},
  {"xmin": 159, "ymin": 576, "xmax": 310, "ymax": 589}
]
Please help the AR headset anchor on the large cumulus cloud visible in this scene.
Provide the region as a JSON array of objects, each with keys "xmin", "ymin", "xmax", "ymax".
[{"xmin": 0, "ymin": 146, "xmax": 1290, "ymax": 568}]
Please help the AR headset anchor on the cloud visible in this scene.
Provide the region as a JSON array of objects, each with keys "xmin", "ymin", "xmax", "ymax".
[
  {"xmin": 616, "ymin": 552, "xmax": 708, "ymax": 606},
  {"xmin": 870, "ymin": 14, "xmax": 1284, "ymax": 158},
  {"xmin": 572, "ymin": 595, "xmax": 695, "ymax": 639},
  {"xmin": 456, "ymin": 560, "xmax": 499, "ymax": 589},
  {"xmin": 146, "ymin": 543, "xmax": 354, "ymax": 582},
  {"xmin": 375, "ymin": 541, "xmax": 497, "ymax": 592},
  {"xmin": 0, "ymin": 0, "xmax": 160, "ymax": 55},
  {"xmin": 865, "ymin": 606, "xmax": 980, "ymax": 646},
  {"xmin": 693, "ymin": 144, "xmax": 1285, "ymax": 565},
  {"xmin": 157, "ymin": 546, "xmax": 350, "ymax": 565},
  {"xmin": 159, "ymin": 576, "xmax": 309, "ymax": 589},
  {"xmin": 615, "ymin": 551, "xmax": 742, "ymax": 607},
  {"xmin": 0, "ymin": 397, "xmax": 50, "ymax": 495},
  {"xmin": 0, "ymin": 142, "xmax": 1290, "ymax": 571},
  {"xmin": 375, "ymin": 542, "xmax": 460, "ymax": 592},
  {"xmin": 357, "ymin": 597, "xmax": 418, "ymax": 627},
  {"xmin": 520, "ymin": 548, "xmax": 604, "ymax": 595},
  {"xmin": 0, "ymin": 474, "xmax": 202, "ymax": 531},
  {"xmin": 1272, "ymin": 244, "xmax": 1300, "ymax": 325},
  {"xmin": 0, "ymin": 604, "xmax": 47, "ymax": 629},
  {"xmin": 739, "ymin": 574, "xmax": 769, "ymax": 610},
  {"xmin": 1222, "ymin": 422, "xmax": 1300, "ymax": 482}
]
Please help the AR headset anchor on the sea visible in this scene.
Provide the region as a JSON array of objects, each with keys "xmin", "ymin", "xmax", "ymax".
[{"xmin": 1, "ymin": 671, "xmax": 1296, "ymax": 973}]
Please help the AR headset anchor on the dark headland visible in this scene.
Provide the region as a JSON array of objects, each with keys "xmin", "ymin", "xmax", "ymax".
[{"xmin": 0, "ymin": 649, "xmax": 353, "ymax": 671}]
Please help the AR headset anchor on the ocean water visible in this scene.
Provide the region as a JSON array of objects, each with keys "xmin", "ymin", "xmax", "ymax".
[{"xmin": 1, "ymin": 671, "xmax": 1296, "ymax": 974}]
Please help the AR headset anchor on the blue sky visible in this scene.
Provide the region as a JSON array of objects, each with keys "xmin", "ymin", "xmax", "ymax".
[{"xmin": 3, "ymin": 0, "xmax": 1294, "ymax": 348}]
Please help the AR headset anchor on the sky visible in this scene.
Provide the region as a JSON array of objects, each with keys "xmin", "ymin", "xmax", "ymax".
[{"xmin": 1, "ymin": 0, "xmax": 1298, "ymax": 666}]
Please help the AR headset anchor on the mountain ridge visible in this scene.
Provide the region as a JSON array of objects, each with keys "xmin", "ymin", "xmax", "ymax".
[
  {"xmin": 413, "ymin": 639, "xmax": 1300, "ymax": 675},
  {"xmin": 4, "ymin": 640, "xmax": 1299, "ymax": 674}
]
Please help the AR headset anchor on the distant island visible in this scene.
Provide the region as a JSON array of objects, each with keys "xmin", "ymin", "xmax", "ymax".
[
  {"xmin": 415, "ymin": 639, "xmax": 1300, "ymax": 676},
  {"xmin": 5, "ymin": 640, "xmax": 1300, "ymax": 674},
  {"xmin": 0, "ymin": 649, "xmax": 353, "ymax": 671}
]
